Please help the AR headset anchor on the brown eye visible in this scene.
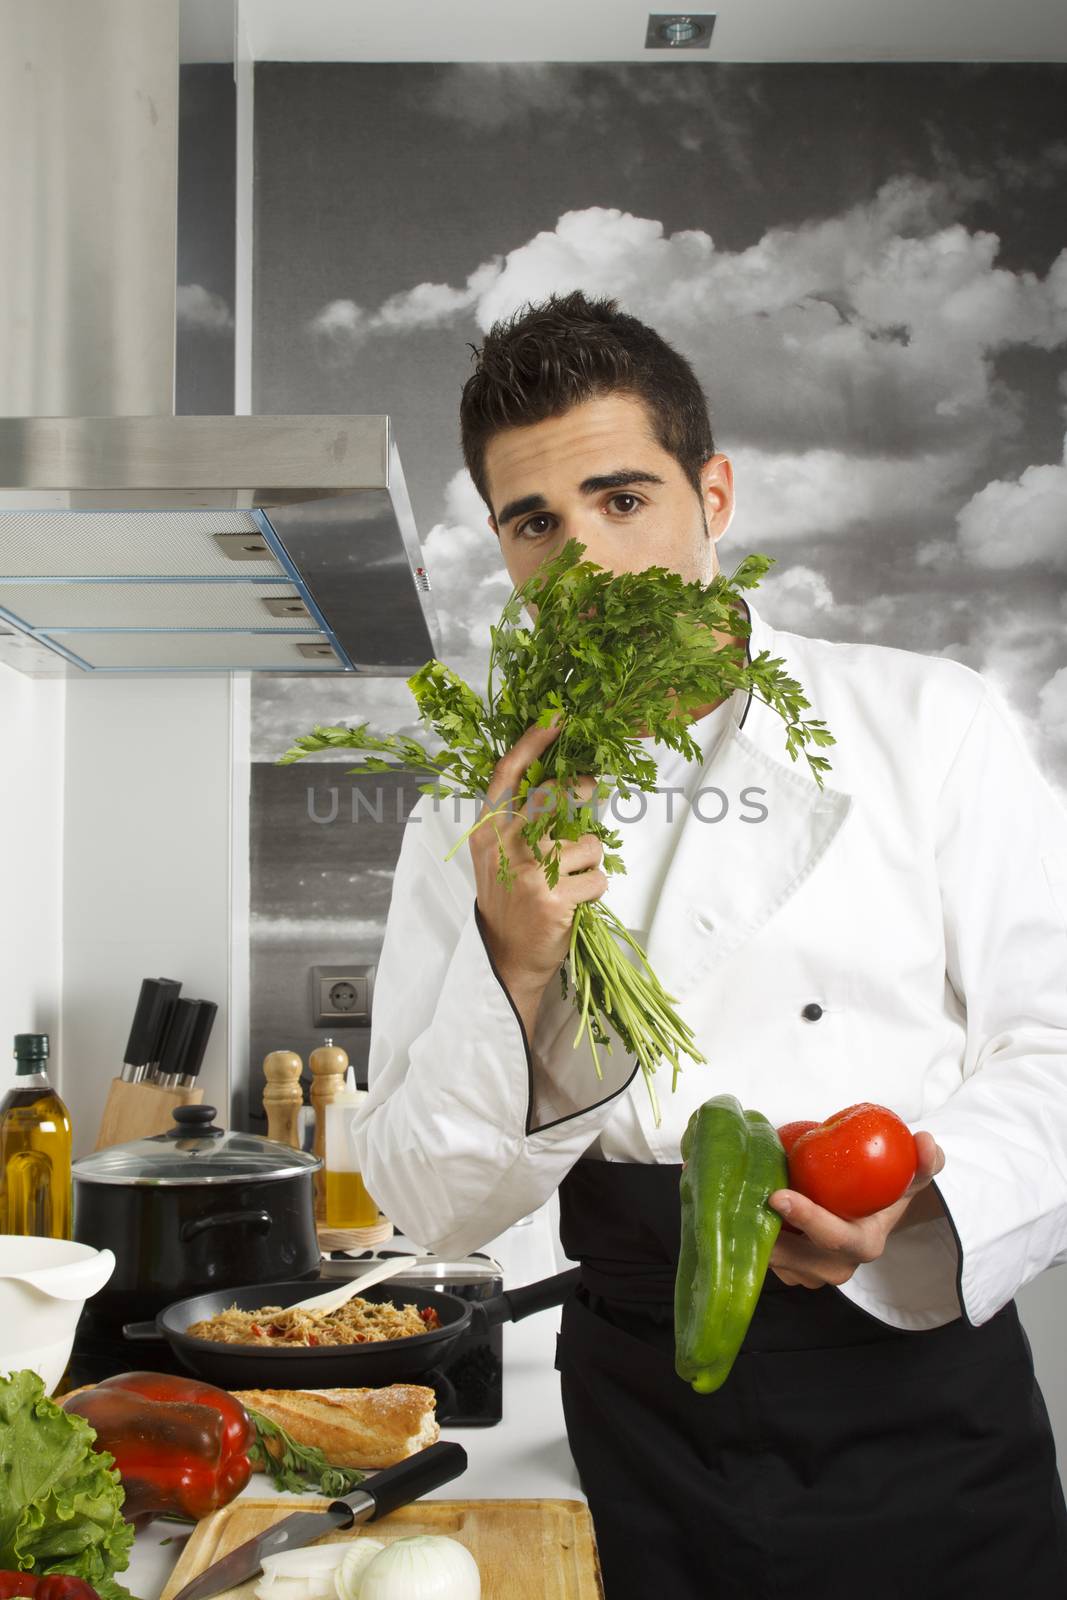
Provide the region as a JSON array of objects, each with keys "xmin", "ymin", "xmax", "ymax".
[
  {"xmin": 517, "ymin": 514, "xmax": 554, "ymax": 539},
  {"xmin": 610, "ymin": 494, "xmax": 642, "ymax": 514}
]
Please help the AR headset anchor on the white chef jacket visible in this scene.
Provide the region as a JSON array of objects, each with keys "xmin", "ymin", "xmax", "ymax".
[{"xmin": 350, "ymin": 592, "xmax": 1067, "ymax": 1333}]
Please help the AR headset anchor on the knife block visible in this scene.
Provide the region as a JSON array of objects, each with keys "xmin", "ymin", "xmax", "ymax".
[{"xmin": 94, "ymin": 1077, "xmax": 205, "ymax": 1150}]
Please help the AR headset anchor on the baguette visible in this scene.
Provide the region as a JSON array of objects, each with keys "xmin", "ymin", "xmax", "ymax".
[{"xmin": 232, "ymin": 1385, "xmax": 440, "ymax": 1469}]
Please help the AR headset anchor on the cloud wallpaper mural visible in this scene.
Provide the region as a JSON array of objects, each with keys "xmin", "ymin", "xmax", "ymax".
[{"xmin": 183, "ymin": 60, "xmax": 1067, "ymax": 1110}]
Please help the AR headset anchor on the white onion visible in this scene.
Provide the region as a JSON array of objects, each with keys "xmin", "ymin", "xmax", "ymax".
[
  {"xmin": 356, "ymin": 1535, "xmax": 481, "ymax": 1600},
  {"xmin": 254, "ymin": 1543, "xmax": 351, "ymax": 1600},
  {"xmin": 334, "ymin": 1540, "xmax": 386, "ymax": 1600}
]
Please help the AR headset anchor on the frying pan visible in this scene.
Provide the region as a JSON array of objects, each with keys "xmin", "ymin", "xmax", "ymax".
[{"xmin": 123, "ymin": 1266, "xmax": 582, "ymax": 1388}]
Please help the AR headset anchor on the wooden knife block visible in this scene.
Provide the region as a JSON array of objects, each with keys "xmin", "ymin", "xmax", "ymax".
[{"xmin": 94, "ymin": 1077, "xmax": 205, "ymax": 1150}]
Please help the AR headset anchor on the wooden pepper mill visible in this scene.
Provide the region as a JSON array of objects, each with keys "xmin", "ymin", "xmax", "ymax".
[
  {"xmin": 309, "ymin": 1037, "xmax": 349, "ymax": 1220},
  {"xmin": 262, "ymin": 1050, "xmax": 304, "ymax": 1150}
]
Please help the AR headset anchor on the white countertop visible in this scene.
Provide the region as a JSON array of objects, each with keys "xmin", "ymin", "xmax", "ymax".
[{"xmin": 124, "ymin": 1197, "xmax": 584, "ymax": 1600}]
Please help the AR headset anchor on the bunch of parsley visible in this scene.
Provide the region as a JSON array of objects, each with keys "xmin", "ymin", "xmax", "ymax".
[{"xmin": 278, "ymin": 539, "xmax": 836, "ymax": 1124}]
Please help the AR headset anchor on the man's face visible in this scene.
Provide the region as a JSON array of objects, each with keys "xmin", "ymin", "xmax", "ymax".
[{"xmin": 483, "ymin": 391, "xmax": 735, "ymax": 610}]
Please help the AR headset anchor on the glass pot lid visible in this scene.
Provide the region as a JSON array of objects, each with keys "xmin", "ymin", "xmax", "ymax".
[{"xmin": 72, "ymin": 1104, "xmax": 322, "ymax": 1187}]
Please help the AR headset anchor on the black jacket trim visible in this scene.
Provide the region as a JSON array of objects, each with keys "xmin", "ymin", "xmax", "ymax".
[
  {"xmin": 932, "ymin": 1175, "xmax": 973, "ymax": 1327},
  {"xmin": 472, "ymin": 896, "xmax": 641, "ymax": 1138},
  {"xmin": 737, "ymin": 594, "xmax": 754, "ymax": 732}
]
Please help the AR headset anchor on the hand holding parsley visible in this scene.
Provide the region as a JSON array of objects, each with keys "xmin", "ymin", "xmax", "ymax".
[{"xmin": 278, "ymin": 540, "xmax": 836, "ymax": 1124}]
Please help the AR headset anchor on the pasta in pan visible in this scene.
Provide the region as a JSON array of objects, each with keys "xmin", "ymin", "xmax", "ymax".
[{"xmin": 185, "ymin": 1295, "xmax": 442, "ymax": 1347}]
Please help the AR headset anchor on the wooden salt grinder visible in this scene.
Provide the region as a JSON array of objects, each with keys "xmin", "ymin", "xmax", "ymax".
[
  {"xmin": 262, "ymin": 1050, "xmax": 304, "ymax": 1150},
  {"xmin": 309, "ymin": 1037, "xmax": 349, "ymax": 1219}
]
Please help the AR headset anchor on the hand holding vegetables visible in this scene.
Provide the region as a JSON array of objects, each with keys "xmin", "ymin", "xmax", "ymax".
[
  {"xmin": 768, "ymin": 1105, "xmax": 946, "ymax": 1290},
  {"xmin": 675, "ymin": 1098, "xmax": 947, "ymax": 1390}
]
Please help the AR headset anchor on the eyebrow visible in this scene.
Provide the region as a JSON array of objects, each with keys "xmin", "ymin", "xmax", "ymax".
[{"xmin": 496, "ymin": 468, "xmax": 666, "ymax": 530}]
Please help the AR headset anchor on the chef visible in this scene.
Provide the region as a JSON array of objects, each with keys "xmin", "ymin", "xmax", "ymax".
[{"xmin": 351, "ymin": 289, "xmax": 1067, "ymax": 1597}]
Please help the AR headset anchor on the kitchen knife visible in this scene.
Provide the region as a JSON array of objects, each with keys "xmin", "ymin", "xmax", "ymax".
[
  {"xmin": 168, "ymin": 1440, "xmax": 468, "ymax": 1600},
  {"xmin": 153, "ymin": 998, "xmax": 198, "ymax": 1090},
  {"xmin": 181, "ymin": 998, "xmax": 218, "ymax": 1085},
  {"xmin": 120, "ymin": 978, "xmax": 182, "ymax": 1084},
  {"xmin": 155, "ymin": 997, "xmax": 216, "ymax": 1090}
]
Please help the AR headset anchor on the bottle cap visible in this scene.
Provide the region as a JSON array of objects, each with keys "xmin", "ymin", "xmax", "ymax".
[{"xmin": 13, "ymin": 1033, "xmax": 49, "ymax": 1062}]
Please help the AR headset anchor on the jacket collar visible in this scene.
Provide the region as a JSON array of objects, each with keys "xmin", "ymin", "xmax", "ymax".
[{"xmin": 633, "ymin": 587, "xmax": 855, "ymax": 1001}]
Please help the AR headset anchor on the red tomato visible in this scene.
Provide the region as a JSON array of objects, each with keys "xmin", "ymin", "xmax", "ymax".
[
  {"xmin": 777, "ymin": 1120, "xmax": 819, "ymax": 1156},
  {"xmin": 787, "ymin": 1102, "xmax": 917, "ymax": 1220},
  {"xmin": 35, "ymin": 1580, "xmax": 101, "ymax": 1600},
  {"xmin": 774, "ymin": 1121, "xmax": 820, "ymax": 1233}
]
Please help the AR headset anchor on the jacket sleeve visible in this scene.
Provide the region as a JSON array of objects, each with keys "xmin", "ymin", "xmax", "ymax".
[
  {"xmin": 840, "ymin": 679, "xmax": 1067, "ymax": 1330},
  {"xmin": 348, "ymin": 796, "xmax": 641, "ymax": 1257}
]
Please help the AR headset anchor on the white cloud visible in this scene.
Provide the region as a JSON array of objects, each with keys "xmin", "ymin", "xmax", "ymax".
[
  {"xmin": 309, "ymin": 260, "xmax": 502, "ymax": 356},
  {"xmin": 306, "ymin": 179, "xmax": 1067, "ymax": 467},
  {"xmin": 727, "ymin": 441, "xmax": 979, "ymax": 545},
  {"xmin": 308, "ymin": 298, "xmax": 368, "ymax": 346},
  {"xmin": 420, "ymin": 469, "xmax": 510, "ymax": 672},
  {"xmin": 939, "ymin": 434, "xmax": 1067, "ymax": 571},
  {"xmin": 176, "ymin": 284, "xmax": 234, "ymax": 332}
]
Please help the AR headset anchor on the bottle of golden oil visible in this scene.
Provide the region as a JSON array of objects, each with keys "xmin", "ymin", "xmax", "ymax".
[
  {"xmin": 324, "ymin": 1071, "xmax": 381, "ymax": 1229},
  {"xmin": 0, "ymin": 1033, "xmax": 73, "ymax": 1238}
]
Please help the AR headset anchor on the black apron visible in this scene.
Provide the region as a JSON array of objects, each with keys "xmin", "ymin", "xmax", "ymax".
[{"xmin": 554, "ymin": 1157, "xmax": 1067, "ymax": 1600}]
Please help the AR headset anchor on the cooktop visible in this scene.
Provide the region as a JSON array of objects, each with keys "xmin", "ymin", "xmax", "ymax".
[{"xmin": 61, "ymin": 1250, "xmax": 504, "ymax": 1429}]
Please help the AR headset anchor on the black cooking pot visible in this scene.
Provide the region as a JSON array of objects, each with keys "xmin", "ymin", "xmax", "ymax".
[{"xmin": 72, "ymin": 1104, "xmax": 321, "ymax": 1320}]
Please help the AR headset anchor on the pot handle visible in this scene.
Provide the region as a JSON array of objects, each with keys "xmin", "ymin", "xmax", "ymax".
[
  {"xmin": 123, "ymin": 1320, "xmax": 166, "ymax": 1342},
  {"xmin": 179, "ymin": 1208, "xmax": 272, "ymax": 1243},
  {"xmin": 474, "ymin": 1266, "xmax": 582, "ymax": 1330}
]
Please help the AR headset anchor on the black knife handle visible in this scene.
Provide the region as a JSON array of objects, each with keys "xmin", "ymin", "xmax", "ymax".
[
  {"xmin": 123, "ymin": 977, "xmax": 182, "ymax": 1068},
  {"xmin": 158, "ymin": 999, "xmax": 200, "ymax": 1078},
  {"xmin": 334, "ymin": 1440, "xmax": 467, "ymax": 1522},
  {"xmin": 184, "ymin": 999, "xmax": 218, "ymax": 1080}
]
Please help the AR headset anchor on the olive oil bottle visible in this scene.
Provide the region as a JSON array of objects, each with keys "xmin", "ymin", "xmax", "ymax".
[{"xmin": 0, "ymin": 1033, "xmax": 72, "ymax": 1238}]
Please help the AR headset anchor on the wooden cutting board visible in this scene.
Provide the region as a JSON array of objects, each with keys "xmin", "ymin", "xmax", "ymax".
[{"xmin": 160, "ymin": 1495, "xmax": 604, "ymax": 1600}]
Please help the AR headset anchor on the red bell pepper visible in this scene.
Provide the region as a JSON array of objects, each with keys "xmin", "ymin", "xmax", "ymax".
[
  {"xmin": 0, "ymin": 1578, "xmax": 101, "ymax": 1600},
  {"xmin": 60, "ymin": 1372, "xmax": 254, "ymax": 1522}
]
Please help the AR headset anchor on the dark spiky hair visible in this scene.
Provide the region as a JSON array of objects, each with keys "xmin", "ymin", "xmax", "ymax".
[{"xmin": 459, "ymin": 289, "xmax": 716, "ymax": 512}]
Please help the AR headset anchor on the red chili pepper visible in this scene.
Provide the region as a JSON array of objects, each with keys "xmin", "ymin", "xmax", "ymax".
[{"xmin": 61, "ymin": 1372, "xmax": 255, "ymax": 1521}]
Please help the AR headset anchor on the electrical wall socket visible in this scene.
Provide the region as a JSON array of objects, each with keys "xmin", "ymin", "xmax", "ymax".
[{"xmin": 311, "ymin": 964, "xmax": 376, "ymax": 1027}]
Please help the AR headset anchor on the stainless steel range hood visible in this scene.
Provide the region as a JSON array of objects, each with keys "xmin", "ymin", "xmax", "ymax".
[
  {"xmin": 0, "ymin": 414, "xmax": 439, "ymax": 674},
  {"xmin": 0, "ymin": 0, "xmax": 441, "ymax": 677}
]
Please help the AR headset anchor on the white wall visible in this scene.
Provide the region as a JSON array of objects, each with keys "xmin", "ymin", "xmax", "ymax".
[
  {"xmin": 0, "ymin": 663, "xmax": 65, "ymax": 1092},
  {"xmin": 61, "ymin": 674, "xmax": 249, "ymax": 1154}
]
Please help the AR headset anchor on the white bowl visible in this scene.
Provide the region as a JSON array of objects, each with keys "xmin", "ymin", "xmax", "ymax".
[{"xmin": 0, "ymin": 1235, "xmax": 115, "ymax": 1394}]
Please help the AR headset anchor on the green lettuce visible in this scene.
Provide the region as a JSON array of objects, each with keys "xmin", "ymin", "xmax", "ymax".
[{"xmin": 0, "ymin": 1370, "xmax": 137, "ymax": 1600}]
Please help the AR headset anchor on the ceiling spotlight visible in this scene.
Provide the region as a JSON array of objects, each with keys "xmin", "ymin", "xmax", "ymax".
[{"xmin": 645, "ymin": 13, "xmax": 716, "ymax": 49}]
